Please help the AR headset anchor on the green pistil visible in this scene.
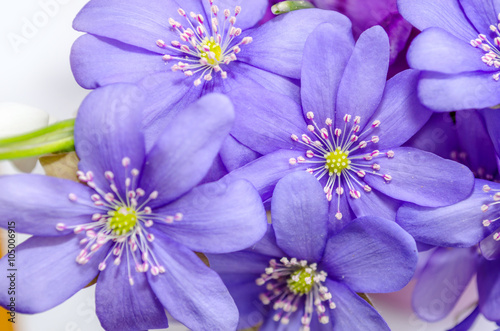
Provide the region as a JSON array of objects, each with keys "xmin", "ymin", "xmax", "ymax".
[
  {"xmin": 199, "ymin": 38, "xmax": 222, "ymax": 65},
  {"xmin": 108, "ymin": 207, "xmax": 137, "ymax": 236},
  {"xmin": 325, "ymin": 147, "xmax": 350, "ymax": 175},
  {"xmin": 287, "ymin": 267, "xmax": 315, "ymax": 295},
  {"xmin": 271, "ymin": 1, "xmax": 315, "ymax": 15}
]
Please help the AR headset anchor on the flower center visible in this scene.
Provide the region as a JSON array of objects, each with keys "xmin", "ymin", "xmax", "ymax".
[
  {"xmin": 470, "ymin": 14, "xmax": 500, "ymax": 81},
  {"xmin": 155, "ymin": 0, "xmax": 252, "ymax": 86},
  {"xmin": 56, "ymin": 157, "xmax": 185, "ymax": 286},
  {"xmin": 287, "ymin": 267, "xmax": 315, "ymax": 295},
  {"xmin": 289, "ymin": 112, "xmax": 394, "ymax": 221},
  {"xmin": 108, "ymin": 207, "xmax": 138, "ymax": 236},
  {"xmin": 199, "ymin": 38, "xmax": 222, "ymax": 65},
  {"xmin": 256, "ymin": 257, "xmax": 335, "ymax": 329},
  {"xmin": 325, "ymin": 148, "xmax": 350, "ymax": 175}
]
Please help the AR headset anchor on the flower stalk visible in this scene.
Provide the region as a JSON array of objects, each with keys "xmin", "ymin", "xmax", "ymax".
[{"xmin": 0, "ymin": 119, "xmax": 75, "ymax": 160}]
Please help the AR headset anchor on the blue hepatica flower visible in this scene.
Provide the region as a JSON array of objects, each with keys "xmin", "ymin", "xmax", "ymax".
[
  {"xmin": 399, "ymin": 0, "xmax": 500, "ymax": 111},
  {"xmin": 207, "ymin": 172, "xmax": 418, "ymax": 330},
  {"xmin": 0, "ymin": 84, "xmax": 267, "ymax": 330},
  {"xmin": 223, "ymin": 23, "xmax": 474, "ymax": 229},
  {"xmin": 70, "ymin": 0, "xmax": 352, "ymax": 147}
]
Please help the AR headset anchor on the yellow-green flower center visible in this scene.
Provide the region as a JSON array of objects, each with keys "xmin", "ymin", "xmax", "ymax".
[
  {"xmin": 108, "ymin": 207, "xmax": 138, "ymax": 236},
  {"xmin": 325, "ymin": 147, "xmax": 350, "ymax": 175},
  {"xmin": 287, "ymin": 267, "xmax": 315, "ymax": 295},
  {"xmin": 199, "ymin": 38, "xmax": 222, "ymax": 65}
]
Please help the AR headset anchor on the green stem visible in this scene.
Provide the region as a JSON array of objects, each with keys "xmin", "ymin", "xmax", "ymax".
[
  {"xmin": 271, "ymin": 1, "xmax": 315, "ymax": 15},
  {"xmin": 0, "ymin": 119, "xmax": 75, "ymax": 160}
]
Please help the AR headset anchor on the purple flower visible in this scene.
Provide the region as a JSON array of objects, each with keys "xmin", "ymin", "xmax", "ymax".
[
  {"xmin": 207, "ymin": 172, "xmax": 418, "ymax": 330},
  {"xmin": 405, "ymin": 110, "xmax": 499, "ymax": 180},
  {"xmin": 399, "ymin": 0, "xmax": 500, "ymax": 111},
  {"xmin": 223, "ymin": 23, "xmax": 473, "ymax": 230},
  {"xmin": 0, "ymin": 84, "xmax": 267, "ymax": 330},
  {"xmin": 70, "ymin": 0, "xmax": 351, "ymax": 147}
]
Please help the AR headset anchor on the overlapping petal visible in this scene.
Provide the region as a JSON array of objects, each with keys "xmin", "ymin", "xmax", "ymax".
[
  {"xmin": 75, "ymin": 83, "xmax": 146, "ymax": 196},
  {"xmin": 412, "ymin": 247, "xmax": 479, "ymax": 322},
  {"xmin": 147, "ymin": 233, "xmax": 238, "ymax": 331},
  {"xmin": 326, "ymin": 280, "xmax": 391, "ymax": 331},
  {"xmin": 418, "ymin": 71, "xmax": 500, "ymax": 111},
  {"xmin": 0, "ymin": 235, "xmax": 108, "ymax": 314},
  {"xmin": 336, "ymin": 26, "xmax": 390, "ymax": 126},
  {"xmin": 71, "ymin": 34, "xmax": 165, "ymax": 89},
  {"xmin": 141, "ymin": 93, "xmax": 234, "ymax": 207},
  {"xmin": 478, "ymin": 258, "xmax": 500, "ymax": 321},
  {"xmin": 321, "ymin": 216, "xmax": 417, "ymax": 293},
  {"xmin": 239, "ymin": 9, "xmax": 352, "ymax": 79},
  {"xmin": 407, "ymin": 28, "xmax": 489, "ymax": 74},
  {"xmin": 154, "ymin": 178, "xmax": 266, "ymax": 253},
  {"xmin": 0, "ymin": 175, "xmax": 95, "ymax": 236},
  {"xmin": 397, "ymin": 180, "xmax": 497, "ymax": 247},
  {"xmin": 363, "ymin": 147, "xmax": 474, "ymax": 207},
  {"xmin": 96, "ymin": 260, "xmax": 168, "ymax": 331},
  {"xmin": 272, "ymin": 172, "xmax": 329, "ymax": 262},
  {"xmin": 398, "ymin": 0, "xmax": 477, "ymax": 41},
  {"xmin": 301, "ymin": 23, "xmax": 354, "ymax": 125}
]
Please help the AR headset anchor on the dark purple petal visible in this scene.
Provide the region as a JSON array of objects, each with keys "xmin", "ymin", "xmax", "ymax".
[
  {"xmin": 73, "ymin": 0, "xmax": 202, "ymax": 53},
  {"xmin": 459, "ymin": 0, "xmax": 497, "ymax": 34},
  {"xmin": 301, "ymin": 23, "xmax": 354, "ymax": 126},
  {"xmin": 223, "ymin": 149, "xmax": 310, "ymax": 201},
  {"xmin": 447, "ymin": 306, "xmax": 480, "ymax": 331},
  {"xmin": 413, "ymin": 247, "xmax": 479, "ymax": 322},
  {"xmin": 271, "ymin": 172, "xmax": 329, "ymax": 262},
  {"xmin": 325, "ymin": 279, "xmax": 391, "ymax": 331},
  {"xmin": 477, "ymin": 258, "xmax": 500, "ymax": 321},
  {"xmin": 153, "ymin": 178, "xmax": 267, "ymax": 253},
  {"xmin": 367, "ymin": 69, "xmax": 433, "ymax": 150},
  {"xmin": 480, "ymin": 108, "xmax": 500, "ymax": 159},
  {"xmin": 456, "ymin": 110, "xmax": 498, "ymax": 177},
  {"xmin": 197, "ymin": 154, "xmax": 228, "ymax": 185},
  {"xmin": 219, "ymin": 135, "xmax": 261, "ymax": 172},
  {"xmin": 147, "ymin": 232, "xmax": 238, "ymax": 330},
  {"xmin": 222, "ymin": 62, "xmax": 301, "ymax": 104},
  {"xmin": 397, "ymin": 180, "xmax": 497, "ymax": 247},
  {"xmin": 247, "ymin": 224, "xmax": 286, "ymax": 257},
  {"xmin": 480, "ymin": 232, "xmax": 500, "ymax": 260},
  {"xmin": 228, "ymin": 87, "xmax": 304, "ymax": 155},
  {"xmin": 321, "ymin": 216, "xmax": 417, "ymax": 293},
  {"xmin": 348, "ymin": 188, "xmax": 401, "ymax": 221},
  {"xmin": 418, "ymin": 71, "xmax": 500, "ymax": 112},
  {"xmin": 403, "ymin": 113, "xmax": 458, "ymax": 159},
  {"xmin": 239, "ymin": 9, "xmax": 352, "ymax": 79},
  {"xmin": 217, "ymin": 273, "xmax": 267, "ymax": 330},
  {"xmin": 208, "ymin": 251, "xmax": 272, "ymax": 274},
  {"xmin": 95, "ymin": 258, "xmax": 168, "ymax": 331},
  {"xmin": 202, "ymin": 0, "xmax": 268, "ymax": 30},
  {"xmin": 336, "ymin": 26, "xmax": 390, "ymax": 127},
  {"xmin": 398, "ymin": 0, "xmax": 477, "ymax": 41},
  {"xmin": 75, "ymin": 84, "xmax": 146, "ymax": 196},
  {"xmin": 0, "ymin": 175, "xmax": 96, "ymax": 236},
  {"xmin": 71, "ymin": 34, "xmax": 165, "ymax": 89},
  {"xmin": 363, "ymin": 147, "xmax": 474, "ymax": 207},
  {"xmin": 407, "ymin": 28, "xmax": 490, "ymax": 74},
  {"xmin": 0, "ymin": 235, "xmax": 108, "ymax": 313},
  {"xmin": 141, "ymin": 93, "xmax": 234, "ymax": 207}
]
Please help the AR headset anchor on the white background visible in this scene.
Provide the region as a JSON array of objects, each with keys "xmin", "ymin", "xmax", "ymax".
[{"xmin": 0, "ymin": 0, "xmax": 497, "ymax": 330}]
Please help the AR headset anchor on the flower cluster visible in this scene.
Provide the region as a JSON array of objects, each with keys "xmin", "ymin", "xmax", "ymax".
[{"xmin": 1, "ymin": 0, "xmax": 499, "ymax": 330}]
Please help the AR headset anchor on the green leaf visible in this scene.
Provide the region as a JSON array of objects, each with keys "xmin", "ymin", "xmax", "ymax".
[{"xmin": 271, "ymin": 1, "xmax": 315, "ymax": 15}]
